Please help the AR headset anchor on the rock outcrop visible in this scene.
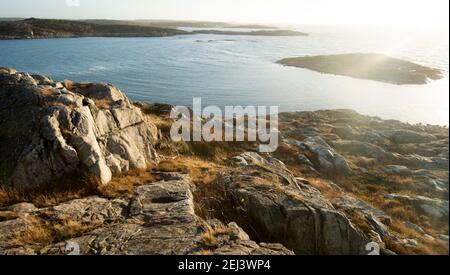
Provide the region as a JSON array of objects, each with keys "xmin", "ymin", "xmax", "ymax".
[
  {"xmin": 384, "ymin": 194, "xmax": 449, "ymax": 221},
  {"xmin": 280, "ymin": 110, "xmax": 449, "ymax": 199},
  {"xmin": 0, "ymin": 68, "xmax": 159, "ymax": 188},
  {"xmin": 287, "ymin": 137, "xmax": 353, "ymax": 176},
  {"xmin": 225, "ymin": 153, "xmax": 369, "ymax": 255},
  {"xmin": 278, "ymin": 109, "xmax": 449, "ymax": 254},
  {"xmin": 380, "ymin": 129, "xmax": 437, "ymax": 144},
  {"xmin": 0, "ymin": 175, "xmax": 293, "ymax": 255}
]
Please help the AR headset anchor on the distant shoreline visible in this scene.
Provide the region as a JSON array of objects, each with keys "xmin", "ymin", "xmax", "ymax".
[
  {"xmin": 0, "ymin": 18, "xmax": 302, "ymax": 40},
  {"xmin": 0, "ymin": 18, "xmax": 189, "ymax": 40}
]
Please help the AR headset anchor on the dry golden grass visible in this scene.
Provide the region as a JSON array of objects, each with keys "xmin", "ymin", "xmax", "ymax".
[
  {"xmin": 154, "ymin": 119, "xmax": 174, "ymax": 136},
  {"xmin": 10, "ymin": 216, "xmax": 52, "ymax": 247},
  {"xmin": 0, "ymin": 163, "xmax": 161, "ymax": 208},
  {"xmin": 383, "ymin": 234, "xmax": 448, "ymax": 255},
  {"xmin": 200, "ymin": 226, "xmax": 235, "ymax": 248},
  {"xmin": 357, "ymin": 192, "xmax": 430, "ymax": 229},
  {"xmin": 0, "ymin": 211, "xmax": 20, "ymax": 222},
  {"xmin": 328, "ymin": 174, "xmax": 449, "ymax": 255},
  {"xmin": 383, "ymin": 237, "xmax": 428, "ymax": 255},
  {"xmin": 0, "ymin": 170, "xmax": 99, "ymax": 208},
  {"xmin": 9, "ymin": 215, "xmax": 102, "ymax": 249},
  {"xmin": 138, "ymin": 104, "xmax": 177, "ymax": 137},
  {"xmin": 144, "ymin": 109, "xmax": 262, "ymax": 164},
  {"xmin": 388, "ymin": 220, "xmax": 449, "ymax": 254},
  {"xmin": 201, "ymin": 229, "xmax": 219, "ymax": 247},
  {"xmin": 136, "ymin": 102, "xmax": 173, "ymax": 117},
  {"xmin": 94, "ymin": 99, "xmax": 111, "ymax": 109},
  {"xmin": 419, "ymin": 237, "xmax": 449, "ymax": 255},
  {"xmin": 194, "ymin": 180, "xmax": 230, "ymax": 221},
  {"xmin": 62, "ymin": 80, "xmax": 74, "ymax": 90},
  {"xmin": 97, "ymin": 166, "xmax": 157, "ymax": 199},
  {"xmin": 346, "ymin": 156, "xmax": 376, "ymax": 168},
  {"xmin": 307, "ymin": 178, "xmax": 344, "ymax": 200},
  {"xmin": 143, "ymin": 109, "xmax": 258, "ymax": 162},
  {"xmin": 0, "ymin": 157, "xmax": 220, "ymax": 210},
  {"xmin": 155, "ymin": 160, "xmax": 189, "ymax": 174},
  {"xmin": 385, "ymin": 205, "xmax": 417, "ymax": 222},
  {"xmin": 383, "ymin": 175, "xmax": 416, "ymax": 186},
  {"xmin": 0, "ymin": 187, "xmax": 9, "ymax": 206},
  {"xmin": 155, "ymin": 157, "xmax": 222, "ymax": 185},
  {"xmin": 164, "ymin": 139, "xmax": 256, "ymax": 163},
  {"xmin": 188, "ymin": 142, "xmax": 228, "ymax": 161},
  {"xmin": 389, "ymin": 220, "xmax": 421, "ymax": 237},
  {"xmin": 349, "ymin": 212, "xmax": 373, "ymax": 236},
  {"xmin": 40, "ymin": 87, "xmax": 55, "ymax": 97},
  {"xmin": 272, "ymin": 143, "xmax": 317, "ymax": 175},
  {"xmin": 429, "ymin": 170, "xmax": 450, "ymax": 179},
  {"xmin": 193, "ymin": 250, "xmax": 215, "ymax": 255},
  {"xmin": 42, "ymin": 101, "xmax": 74, "ymax": 109}
]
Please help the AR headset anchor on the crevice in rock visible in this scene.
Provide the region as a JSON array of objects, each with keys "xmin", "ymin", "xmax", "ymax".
[{"xmin": 151, "ymin": 196, "xmax": 185, "ymax": 204}]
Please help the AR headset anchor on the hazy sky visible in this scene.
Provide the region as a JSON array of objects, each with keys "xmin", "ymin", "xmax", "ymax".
[{"xmin": 0, "ymin": 0, "xmax": 448, "ymax": 26}]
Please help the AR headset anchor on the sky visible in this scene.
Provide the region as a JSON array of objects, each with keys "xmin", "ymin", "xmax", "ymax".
[{"xmin": 0, "ymin": 0, "xmax": 448, "ymax": 26}]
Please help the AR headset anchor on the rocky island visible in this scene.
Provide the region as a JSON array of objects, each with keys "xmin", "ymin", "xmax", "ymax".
[
  {"xmin": 0, "ymin": 18, "xmax": 189, "ymax": 39},
  {"xmin": 0, "ymin": 68, "xmax": 448, "ymax": 255},
  {"xmin": 277, "ymin": 53, "xmax": 443, "ymax": 85}
]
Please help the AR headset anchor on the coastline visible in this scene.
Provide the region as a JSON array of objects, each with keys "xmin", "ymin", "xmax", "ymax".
[
  {"xmin": 1, "ymin": 21, "xmax": 447, "ymax": 126},
  {"xmin": 0, "ymin": 18, "xmax": 305, "ymax": 40}
]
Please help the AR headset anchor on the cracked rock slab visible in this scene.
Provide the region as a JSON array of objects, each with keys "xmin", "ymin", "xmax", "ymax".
[{"xmin": 0, "ymin": 175, "xmax": 292, "ymax": 255}]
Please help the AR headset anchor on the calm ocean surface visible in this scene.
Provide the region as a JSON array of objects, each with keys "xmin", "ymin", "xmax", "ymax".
[{"xmin": 0, "ymin": 25, "xmax": 448, "ymax": 125}]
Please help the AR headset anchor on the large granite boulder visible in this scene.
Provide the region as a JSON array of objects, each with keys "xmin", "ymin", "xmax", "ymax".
[
  {"xmin": 287, "ymin": 137, "xmax": 353, "ymax": 176},
  {"xmin": 384, "ymin": 194, "xmax": 449, "ymax": 222},
  {"xmin": 219, "ymin": 153, "xmax": 369, "ymax": 255},
  {"xmin": 0, "ymin": 68, "xmax": 159, "ymax": 188},
  {"xmin": 380, "ymin": 130, "xmax": 437, "ymax": 145},
  {"xmin": 330, "ymin": 140, "xmax": 389, "ymax": 160}
]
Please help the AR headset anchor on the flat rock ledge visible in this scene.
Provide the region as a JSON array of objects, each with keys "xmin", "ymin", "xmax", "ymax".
[{"xmin": 0, "ymin": 175, "xmax": 293, "ymax": 255}]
